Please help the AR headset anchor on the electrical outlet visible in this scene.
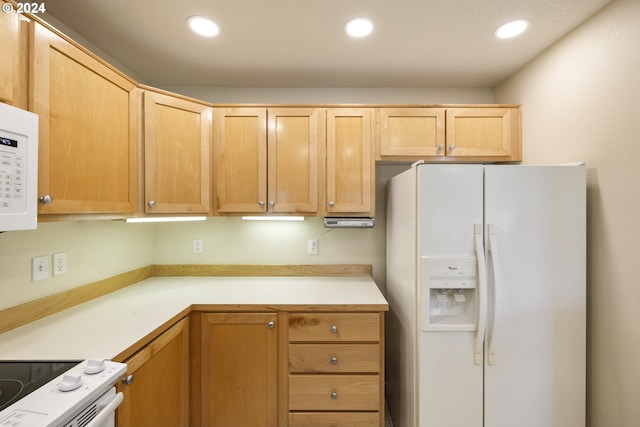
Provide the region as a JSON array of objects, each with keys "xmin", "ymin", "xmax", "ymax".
[
  {"xmin": 308, "ymin": 239, "xmax": 318, "ymax": 255},
  {"xmin": 52, "ymin": 252, "xmax": 67, "ymax": 276},
  {"xmin": 193, "ymin": 239, "xmax": 203, "ymax": 254},
  {"xmin": 31, "ymin": 256, "xmax": 49, "ymax": 282}
]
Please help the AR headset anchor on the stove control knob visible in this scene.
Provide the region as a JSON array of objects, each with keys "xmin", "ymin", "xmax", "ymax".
[
  {"xmin": 85, "ymin": 359, "xmax": 106, "ymax": 375},
  {"xmin": 59, "ymin": 374, "xmax": 83, "ymax": 392}
]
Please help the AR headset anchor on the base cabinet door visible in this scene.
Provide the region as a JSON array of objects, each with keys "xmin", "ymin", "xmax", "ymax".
[
  {"xmin": 117, "ymin": 317, "xmax": 189, "ymax": 427},
  {"xmin": 200, "ymin": 312, "xmax": 278, "ymax": 427}
]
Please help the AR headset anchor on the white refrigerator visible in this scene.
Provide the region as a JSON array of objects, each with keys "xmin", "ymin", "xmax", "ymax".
[{"xmin": 385, "ymin": 163, "xmax": 585, "ymax": 427}]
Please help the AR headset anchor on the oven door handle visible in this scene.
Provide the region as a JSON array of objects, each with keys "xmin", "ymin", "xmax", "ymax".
[{"xmin": 84, "ymin": 391, "xmax": 124, "ymax": 427}]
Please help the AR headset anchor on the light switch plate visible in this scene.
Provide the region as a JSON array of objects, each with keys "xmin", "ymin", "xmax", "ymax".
[{"xmin": 32, "ymin": 256, "xmax": 48, "ymax": 282}]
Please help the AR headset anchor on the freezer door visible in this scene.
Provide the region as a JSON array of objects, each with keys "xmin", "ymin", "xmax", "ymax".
[
  {"xmin": 418, "ymin": 164, "xmax": 484, "ymax": 427},
  {"xmin": 483, "ymin": 165, "xmax": 586, "ymax": 427}
]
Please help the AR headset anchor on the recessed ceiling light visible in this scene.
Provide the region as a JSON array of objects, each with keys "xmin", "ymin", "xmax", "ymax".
[
  {"xmin": 188, "ymin": 16, "xmax": 219, "ymax": 37},
  {"xmin": 495, "ymin": 19, "xmax": 529, "ymax": 39},
  {"xmin": 345, "ymin": 17, "xmax": 373, "ymax": 38}
]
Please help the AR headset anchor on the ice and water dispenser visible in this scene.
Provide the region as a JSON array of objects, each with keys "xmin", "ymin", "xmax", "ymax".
[{"xmin": 421, "ymin": 257, "xmax": 477, "ymax": 331}]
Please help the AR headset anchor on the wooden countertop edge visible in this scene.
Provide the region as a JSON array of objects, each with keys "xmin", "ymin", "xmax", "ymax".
[
  {"xmin": 151, "ymin": 264, "xmax": 372, "ymax": 277},
  {"xmin": 189, "ymin": 303, "xmax": 389, "ymax": 312},
  {"xmin": 111, "ymin": 300, "xmax": 389, "ymax": 363},
  {"xmin": 0, "ymin": 264, "xmax": 374, "ymax": 334}
]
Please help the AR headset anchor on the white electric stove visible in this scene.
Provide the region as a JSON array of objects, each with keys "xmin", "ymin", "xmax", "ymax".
[{"xmin": 0, "ymin": 359, "xmax": 127, "ymax": 427}]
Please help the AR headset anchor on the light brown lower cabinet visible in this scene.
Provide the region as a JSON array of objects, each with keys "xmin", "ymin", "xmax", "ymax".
[
  {"xmin": 195, "ymin": 312, "xmax": 278, "ymax": 427},
  {"xmin": 119, "ymin": 309, "xmax": 385, "ymax": 427},
  {"xmin": 116, "ymin": 317, "xmax": 189, "ymax": 427},
  {"xmin": 287, "ymin": 312, "xmax": 385, "ymax": 426}
]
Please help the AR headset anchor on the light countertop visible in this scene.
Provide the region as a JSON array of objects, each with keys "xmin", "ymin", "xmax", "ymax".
[{"xmin": 0, "ymin": 276, "xmax": 388, "ymax": 360}]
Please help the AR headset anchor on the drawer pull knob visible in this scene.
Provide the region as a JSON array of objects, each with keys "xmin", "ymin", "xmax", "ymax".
[
  {"xmin": 331, "ymin": 391, "xmax": 338, "ymax": 399},
  {"xmin": 267, "ymin": 321, "xmax": 275, "ymax": 329},
  {"xmin": 331, "ymin": 356, "xmax": 338, "ymax": 365},
  {"xmin": 330, "ymin": 325, "xmax": 338, "ymax": 333},
  {"xmin": 39, "ymin": 195, "xmax": 54, "ymax": 205},
  {"xmin": 122, "ymin": 374, "xmax": 134, "ymax": 385}
]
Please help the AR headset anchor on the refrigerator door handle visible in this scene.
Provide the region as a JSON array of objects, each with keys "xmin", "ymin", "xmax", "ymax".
[
  {"xmin": 487, "ymin": 224, "xmax": 498, "ymax": 365},
  {"xmin": 474, "ymin": 224, "xmax": 487, "ymax": 365}
]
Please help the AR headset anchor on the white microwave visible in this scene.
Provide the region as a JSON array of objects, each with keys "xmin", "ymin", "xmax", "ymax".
[{"xmin": 0, "ymin": 102, "xmax": 38, "ymax": 232}]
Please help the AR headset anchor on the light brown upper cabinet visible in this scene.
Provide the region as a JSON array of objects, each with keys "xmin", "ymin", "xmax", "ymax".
[
  {"xmin": 445, "ymin": 107, "xmax": 521, "ymax": 161},
  {"xmin": 30, "ymin": 22, "xmax": 139, "ymax": 215},
  {"xmin": 214, "ymin": 107, "xmax": 323, "ymax": 215},
  {"xmin": 326, "ymin": 108, "xmax": 375, "ymax": 216},
  {"xmin": 377, "ymin": 108, "xmax": 445, "ymax": 158},
  {"xmin": 0, "ymin": 3, "xmax": 28, "ymax": 108},
  {"xmin": 376, "ymin": 106, "xmax": 521, "ymax": 163},
  {"xmin": 142, "ymin": 89, "xmax": 211, "ymax": 214}
]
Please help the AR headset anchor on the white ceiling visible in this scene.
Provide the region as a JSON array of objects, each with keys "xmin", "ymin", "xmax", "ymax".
[{"xmin": 42, "ymin": 0, "xmax": 611, "ymax": 88}]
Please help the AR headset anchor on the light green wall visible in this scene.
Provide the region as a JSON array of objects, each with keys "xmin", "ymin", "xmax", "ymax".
[{"xmin": 0, "ymin": 220, "xmax": 154, "ymax": 309}]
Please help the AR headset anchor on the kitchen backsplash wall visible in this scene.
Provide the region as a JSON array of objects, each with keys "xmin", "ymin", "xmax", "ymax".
[
  {"xmin": 152, "ymin": 165, "xmax": 407, "ymax": 289},
  {"xmin": 0, "ymin": 164, "xmax": 407, "ymax": 310},
  {"xmin": 0, "ymin": 220, "xmax": 154, "ymax": 310}
]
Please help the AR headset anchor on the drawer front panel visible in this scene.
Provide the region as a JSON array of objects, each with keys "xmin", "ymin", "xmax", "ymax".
[
  {"xmin": 288, "ymin": 375, "xmax": 379, "ymax": 411},
  {"xmin": 289, "ymin": 344, "xmax": 380, "ymax": 373},
  {"xmin": 288, "ymin": 412, "xmax": 379, "ymax": 427},
  {"xmin": 288, "ymin": 313, "xmax": 380, "ymax": 342}
]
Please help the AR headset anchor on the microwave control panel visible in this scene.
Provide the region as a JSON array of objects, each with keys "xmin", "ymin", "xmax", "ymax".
[{"xmin": 0, "ymin": 132, "xmax": 27, "ymax": 214}]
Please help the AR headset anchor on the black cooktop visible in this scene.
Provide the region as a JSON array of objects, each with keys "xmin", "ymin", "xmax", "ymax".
[{"xmin": 0, "ymin": 361, "xmax": 80, "ymax": 412}]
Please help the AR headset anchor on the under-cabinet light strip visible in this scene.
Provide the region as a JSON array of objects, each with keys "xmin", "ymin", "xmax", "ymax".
[
  {"xmin": 241, "ymin": 216, "xmax": 304, "ymax": 221},
  {"xmin": 125, "ymin": 216, "xmax": 207, "ymax": 223}
]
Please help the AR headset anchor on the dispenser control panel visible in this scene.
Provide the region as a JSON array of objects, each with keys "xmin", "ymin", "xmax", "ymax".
[
  {"xmin": 422, "ymin": 256, "xmax": 478, "ymax": 332},
  {"xmin": 423, "ymin": 257, "xmax": 477, "ymax": 289}
]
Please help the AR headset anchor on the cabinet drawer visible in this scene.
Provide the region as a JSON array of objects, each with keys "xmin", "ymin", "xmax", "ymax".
[
  {"xmin": 288, "ymin": 375, "xmax": 379, "ymax": 411},
  {"xmin": 288, "ymin": 313, "xmax": 380, "ymax": 342},
  {"xmin": 289, "ymin": 344, "xmax": 380, "ymax": 373},
  {"xmin": 288, "ymin": 412, "xmax": 379, "ymax": 427}
]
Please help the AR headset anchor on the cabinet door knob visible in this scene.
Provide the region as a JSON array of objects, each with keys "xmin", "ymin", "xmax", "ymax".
[
  {"xmin": 331, "ymin": 356, "xmax": 338, "ymax": 365},
  {"xmin": 148, "ymin": 200, "xmax": 156, "ymax": 208},
  {"xmin": 330, "ymin": 325, "xmax": 338, "ymax": 334},
  {"xmin": 328, "ymin": 201, "xmax": 335, "ymax": 207},
  {"xmin": 449, "ymin": 144, "xmax": 456, "ymax": 151},
  {"xmin": 39, "ymin": 195, "xmax": 54, "ymax": 204},
  {"xmin": 267, "ymin": 321, "xmax": 275, "ymax": 329},
  {"xmin": 258, "ymin": 200, "xmax": 265, "ymax": 207},
  {"xmin": 122, "ymin": 374, "xmax": 134, "ymax": 385},
  {"xmin": 331, "ymin": 391, "xmax": 338, "ymax": 399},
  {"xmin": 438, "ymin": 144, "xmax": 445, "ymax": 151},
  {"xmin": 269, "ymin": 200, "xmax": 275, "ymax": 207}
]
